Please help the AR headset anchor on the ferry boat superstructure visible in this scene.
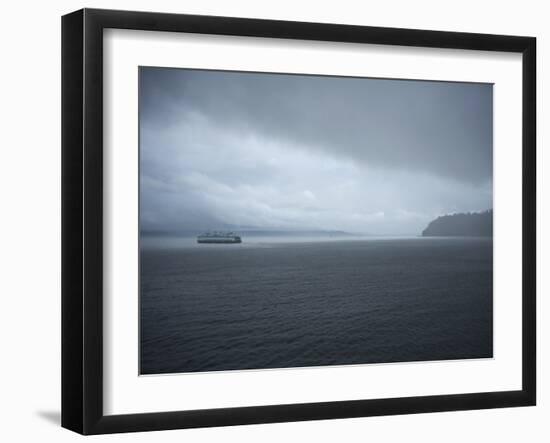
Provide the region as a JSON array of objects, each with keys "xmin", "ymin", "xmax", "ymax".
[{"xmin": 197, "ymin": 231, "xmax": 242, "ymax": 244}]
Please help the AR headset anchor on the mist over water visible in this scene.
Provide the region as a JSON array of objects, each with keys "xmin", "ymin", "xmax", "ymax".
[
  {"xmin": 140, "ymin": 234, "xmax": 413, "ymax": 250},
  {"xmin": 140, "ymin": 237, "xmax": 492, "ymax": 374}
]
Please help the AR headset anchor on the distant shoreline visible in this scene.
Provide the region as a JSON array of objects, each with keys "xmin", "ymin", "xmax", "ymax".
[{"xmin": 422, "ymin": 210, "xmax": 493, "ymax": 237}]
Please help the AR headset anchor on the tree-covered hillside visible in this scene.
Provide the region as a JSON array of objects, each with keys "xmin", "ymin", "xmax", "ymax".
[{"xmin": 422, "ymin": 210, "xmax": 493, "ymax": 237}]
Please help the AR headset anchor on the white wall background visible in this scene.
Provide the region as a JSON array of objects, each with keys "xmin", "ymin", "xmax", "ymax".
[{"xmin": 0, "ymin": 0, "xmax": 545, "ymax": 441}]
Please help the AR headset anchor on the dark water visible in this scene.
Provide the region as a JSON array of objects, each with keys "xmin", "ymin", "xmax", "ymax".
[{"xmin": 140, "ymin": 237, "xmax": 493, "ymax": 374}]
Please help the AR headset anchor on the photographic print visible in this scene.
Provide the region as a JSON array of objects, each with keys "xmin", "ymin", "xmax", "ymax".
[{"xmin": 139, "ymin": 67, "xmax": 493, "ymax": 375}]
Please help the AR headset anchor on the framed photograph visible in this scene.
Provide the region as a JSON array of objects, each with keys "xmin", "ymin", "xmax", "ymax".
[{"xmin": 61, "ymin": 8, "xmax": 536, "ymax": 435}]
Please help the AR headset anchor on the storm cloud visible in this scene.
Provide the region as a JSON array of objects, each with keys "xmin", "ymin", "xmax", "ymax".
[{"xmin": 139, "ymin": 67, "xmax": 492, "ymax": 235}]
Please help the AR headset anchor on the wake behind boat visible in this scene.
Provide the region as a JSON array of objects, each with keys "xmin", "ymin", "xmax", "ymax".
[{"xmin": 197, "ymin": 231, "xmax": 242, "ymax": 244}]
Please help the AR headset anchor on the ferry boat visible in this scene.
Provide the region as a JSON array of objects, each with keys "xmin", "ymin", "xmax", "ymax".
[{"xmin": 197, "ymin": 231, "xmax": 242, "ymax": 244}]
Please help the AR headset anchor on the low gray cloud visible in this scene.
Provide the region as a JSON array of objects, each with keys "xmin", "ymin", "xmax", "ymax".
[{"xmin": 140, "ymin": 67, "xmax": 492, "ymax": 235}]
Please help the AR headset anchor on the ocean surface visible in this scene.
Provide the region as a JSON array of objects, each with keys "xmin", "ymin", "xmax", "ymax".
[{"xmin": 140, "ymin": 237, "xmax": 493, "ymax": 374}]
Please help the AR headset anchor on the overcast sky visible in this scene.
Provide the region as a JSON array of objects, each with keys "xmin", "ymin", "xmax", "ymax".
[{"xmin": 139, "ymin": 67, "xmax": 492, "ymax": 235}]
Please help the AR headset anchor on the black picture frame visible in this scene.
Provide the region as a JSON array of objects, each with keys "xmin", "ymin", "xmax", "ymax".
[{"xmin": 62, "ymin": 8, "xmax": 536, "ymax": 435}]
